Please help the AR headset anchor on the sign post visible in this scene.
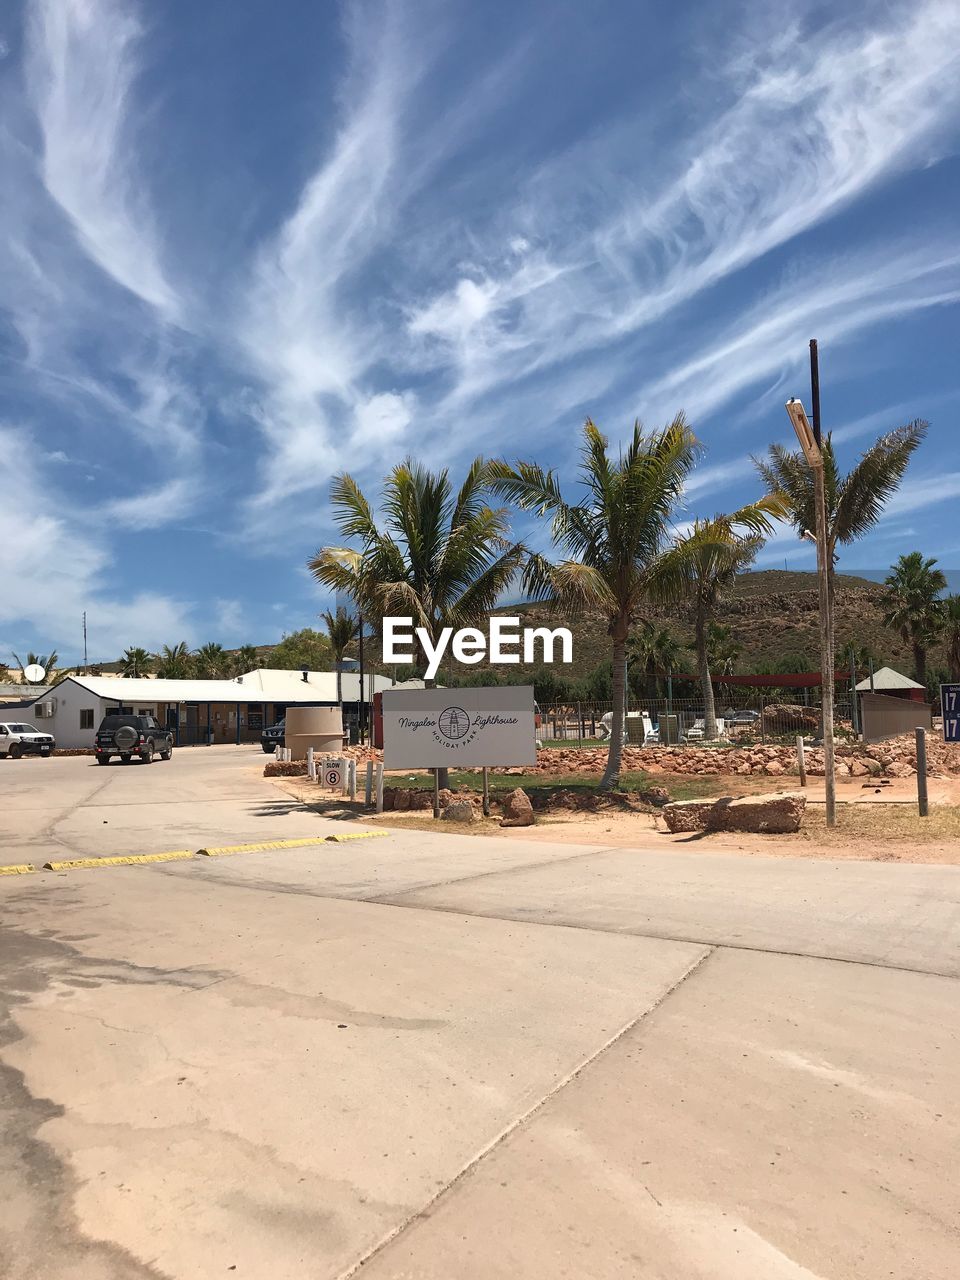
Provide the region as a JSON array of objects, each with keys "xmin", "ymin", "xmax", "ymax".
[{"xmin": 941, "ymin": 684, "xmax": 960, "ymax": 744}]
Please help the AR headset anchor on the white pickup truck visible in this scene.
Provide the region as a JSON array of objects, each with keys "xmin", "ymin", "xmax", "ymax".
[{"xmin": 0, "ymin": 721, "xmax": 56, "ymax": 758}]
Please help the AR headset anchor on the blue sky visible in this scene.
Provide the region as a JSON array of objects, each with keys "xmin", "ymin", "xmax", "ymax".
[{"xmin": 1, "ymin": 0, "xmax": 959, "ymax": 664}]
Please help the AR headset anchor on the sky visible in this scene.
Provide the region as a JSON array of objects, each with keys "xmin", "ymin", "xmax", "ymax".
[{"xmin": 1, "ymin": 0, "xmax": 959, "ymax": 665}]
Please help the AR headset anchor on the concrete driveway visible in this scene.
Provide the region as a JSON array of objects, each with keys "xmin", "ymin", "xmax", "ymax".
[{"xmin": 1, "ymin": 749, "xmax": 958, "ymax": 1278}]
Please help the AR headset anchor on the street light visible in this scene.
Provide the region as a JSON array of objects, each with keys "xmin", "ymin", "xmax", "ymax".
[
  {"xmin": 784, "ymin": 396, "xmax": 837, "ymax": 828},
  {"xmin": 785, "ymin": 398, "xmax": 819, "ymax": 466}
]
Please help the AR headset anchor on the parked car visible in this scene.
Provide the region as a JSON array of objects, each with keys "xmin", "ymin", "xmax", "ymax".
[
  {"xmin": 0, "ymin": 722, "xmax": 55, "ymax": 758},
  {"xmin": 728, "ymin": 709, "xmax": 761, "ymax": 725},
  {"xmin": 95, "ymin": 714, "xmax": 174, "ymax": 765},
  {"xmin": 261, "ymin": 718, "xmax": 285, "ymax": 754}
]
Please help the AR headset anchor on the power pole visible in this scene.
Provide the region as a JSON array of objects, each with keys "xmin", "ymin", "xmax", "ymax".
[{"xmin": 82, "ymin": 611, "xmax": 88, "ymax": 674}]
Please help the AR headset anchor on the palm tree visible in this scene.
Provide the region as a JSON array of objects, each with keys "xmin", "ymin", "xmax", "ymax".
[
  {"xmin": 155, "ymin": 642, "xmax": 194, "ymax": 678},
  {"xmin": 309, "ymin": 457, "xmax": 525, "ymax": 787},
  {"xmin": 943, "ymin": 596, "xmax": 960, "ymax": 682},
  {"xmin": 12, "ymin": 651, "xmax": 58, "ymax": 684},
  {"xmin": 654, "ymin": 502, "xmax": 784, "ymax": 738},
  {"xmin": 119, "ymin": 646, "xmax": 153, "ymax": 678},
  {"xmin": 881, "ymin": 552, "xmax": 947, "ymax": 684},
  {"xmin": 231, "ymin": 645, "xmax": 262, "ymax": 677},
  {"xmin": 321, "ymin": 608, "xmax": 359, "ymax": 706},
  {"xmin": 754, "ymin": 421, "xmax": 927, "ymax": 669},
  {"xmin": 628, "ymin": 621, "xmax": 686, "ymax": 699},
  {"xmin": 193, "ymin": 642, "xmax": 229, "ymax": 679},
  {"xmin": 491, "ymin": 415, "xmax": 697, "ymax": 789}
]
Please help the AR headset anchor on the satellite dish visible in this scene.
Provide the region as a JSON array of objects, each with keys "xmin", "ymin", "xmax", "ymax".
[{"xmin": 24, "ymin": 663, "xmax": 46, "ymax": 683}]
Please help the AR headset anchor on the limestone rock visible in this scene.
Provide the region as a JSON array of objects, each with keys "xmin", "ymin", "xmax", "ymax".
[
  {"xmin": 663, "ymin": 791, "xmax": 806, "ymax": 835},
  {"xmin": 442, "ymin": 800, "xmax": 477, "ymax": 823},
  {"xmin": 500, "ymin": 787, "xmax": 535, "ymax": 827}
]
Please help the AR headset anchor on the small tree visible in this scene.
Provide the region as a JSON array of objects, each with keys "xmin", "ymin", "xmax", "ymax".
[
  {"xmin": 881, "ymin": 552, "xmax": 947, "ymax": 685},
  {"xmin": 193, "ymin": 643, "xmax": 229, "ymax": 679},
  {"xmin": 231, "ymin": 645, "xmax": 262, "ymax": 677},
  {"xmin": 155, "ymin": 642, "xmax": 193, "ymax": 678},
  {"xmin": 653, "ymin": 502, "xmax": 783, "ymax": 738},
  {"xmin": 12, "ymin": 651, "xmax": 58, "ymax": 684},
  {"xmin": 269, "ymin": 629, "xmax": 334, "ymax": 671},
  {"xmin": 119, "ymin": 647, "xmax": 153, "ymax": 678},
  {"xmin": 628, "ymin": 622, "xmax": 686, "ymax": 700},
  {"xmin": 321, "ymin": 608, "xmax": 360, "ymax": 705}
]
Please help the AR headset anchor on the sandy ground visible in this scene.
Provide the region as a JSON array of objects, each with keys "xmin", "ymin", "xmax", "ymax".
[{"xmin": 276, "ymin": 770, "xmax": 960, "ymax": 865}]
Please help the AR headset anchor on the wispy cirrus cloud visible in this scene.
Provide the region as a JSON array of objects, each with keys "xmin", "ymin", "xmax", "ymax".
[
  {"xmin": 25, "ymin": 0, "xmax": 180, "ymax": 319},
  {"xmin": 404, "ymin": 0, "xmax": 960, "ymax": 410}
]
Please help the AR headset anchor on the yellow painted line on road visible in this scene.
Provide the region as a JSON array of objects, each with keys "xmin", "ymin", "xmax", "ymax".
[
  {"xmin": 43, "ymin": 850, "xmax": 195, "ymax": 871},
  {"xmin": 0, "ymin": 863, "xmax": 36, "ymax": 875}
]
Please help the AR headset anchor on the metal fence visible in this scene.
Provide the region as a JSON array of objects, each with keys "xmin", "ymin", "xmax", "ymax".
[{"xmin": 538, "ymin": 693, "xmax": 855, "ymax": 747}]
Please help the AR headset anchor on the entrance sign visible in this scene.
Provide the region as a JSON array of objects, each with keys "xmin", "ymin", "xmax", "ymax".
[
  {"xmin": 381, "ymin": 686, "xmax": 536, "ymax": 769},
  {"xmin": 941, "ymin": 684, "xmax": 960, "ymax": 742}
]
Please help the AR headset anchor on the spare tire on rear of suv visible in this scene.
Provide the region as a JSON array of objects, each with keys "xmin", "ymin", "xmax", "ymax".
[{"xmin": 114, "ymin": 724, "xmax": 139, "ymax": 752}]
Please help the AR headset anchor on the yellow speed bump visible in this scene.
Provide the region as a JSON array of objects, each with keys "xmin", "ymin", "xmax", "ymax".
[
  {"xmin": 197, "ymin": 837, "xmax": 330, "ymax": 857},
  {"xmin": 0, "ymin": 863, "xmax": 36, "ymax": 876},
  {"xmin": 43, "ymin": 850, "xmax": 195, "ymax": 871},
  {"xmin": 324, "ymin": 831, "xmax": 389, "ymax": 842}
]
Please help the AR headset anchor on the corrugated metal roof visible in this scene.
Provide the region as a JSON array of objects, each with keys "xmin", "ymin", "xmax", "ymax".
[
  {"xmin": 56, "ymin": 670, "xmax": 392, "ymax": 704},
  {"xmin": 855, "ymin": 666, "xmax": 924, "ymax": 691}
]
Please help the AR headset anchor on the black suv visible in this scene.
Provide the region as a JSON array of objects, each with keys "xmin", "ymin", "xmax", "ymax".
[
  {"xmin": 95, "ymin": 714, "xmax": 174, "ymax": 765},
  {"xmin": 260, "ymin": 718, "xmax": 285, "ymax": 754}
]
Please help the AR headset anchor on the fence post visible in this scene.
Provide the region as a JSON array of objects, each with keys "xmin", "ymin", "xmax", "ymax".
[
  {"xmin": 348, "ymin": 758, "xmax": 357, "ymax": 802},
  {"xmin": 796, "ymin": 735, "xmax": 806, "ymax": 787},
  {"xmin": 375, "ymin": 763, "xmax": 384, "ymax": 813},
  {"xmin": 365, "ymin": 760, "xmax": 373, "ymax": 806},
  {"xmin": 306, "ymin": 746, "xmax": 315, "ymax": 782},
  {"xmin": 577, "ymin": 702, "xmax": 583, "ymax": 749},
  {"xmin": 482, "ymin": 767, "xmax": 490, "ymax": 817},
  {"xmin": 433, "ymin": 768, "xmax": 440, "ymax": 819},
  {"xmin": 916, "ymin": 727, "xmax": 928, "ymax": 817}
]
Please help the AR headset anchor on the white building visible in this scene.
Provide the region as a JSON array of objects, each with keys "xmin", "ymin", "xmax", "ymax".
[{"xmin": 10, "ymin": 669, "xmax": 394, "ymax": 750}]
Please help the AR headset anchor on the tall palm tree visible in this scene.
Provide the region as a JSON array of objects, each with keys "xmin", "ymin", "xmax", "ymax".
[
  {"xmin": 193, "ymin": 642, "xmax": 229, "ymax": 679},
  {"xmin": 12, "ymin": 651, "xmax": 58, "ymax": 684},
  {"xmin": 309, "ymin": 457, "xmax": 525, "ymax": 787},
  {"xmin": 654, "ymin": 502, "xmax": 784, "ymax": 738},
  {"xmin": 155, "ymin": 642, "xmax": 193, "ymax": 678},
  {"xmin": 754, "ymin": 422, "xmax": 927, "ymax": 669},
  {"xmin": 881, "ymin": 552, "xmax": 947, "ymax": 685},
  {"xmin": 321, "ymin": 608, "xmax": 359, "ymax": 706},
  {"xmin": 119, "ymin": 646, "xmax": 153, "ymax": 678},
  {"xmin": 628, "ymin": 621, "xmax": 686, "ymax": 699},
  {"xmin": 943, "ymin": 596, "xmax": 960, "ymax": 682},
  {"xmin": 491, "ymin": 415, "xmax": 698, "ymax": 789}
]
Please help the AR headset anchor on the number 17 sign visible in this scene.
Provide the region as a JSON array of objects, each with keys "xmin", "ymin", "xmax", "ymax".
[{"xmin": 941, "ymin": 684, "xmax": 960, "ymax": 742}]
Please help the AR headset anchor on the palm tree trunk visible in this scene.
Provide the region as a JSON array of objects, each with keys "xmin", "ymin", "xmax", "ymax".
[
  {"xmin": 601, "ymin": 629, "xmax": 628, "ymax": 790},
  {"xmin": 914, "ymin": 642, "xmax": 926, "ymax": 687},
  {"xmin": 695, "ymin": 614, "xmax": 717, "ymax": 739}
]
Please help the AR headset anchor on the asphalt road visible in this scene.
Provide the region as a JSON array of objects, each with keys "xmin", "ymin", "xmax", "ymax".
[{"xmin": 1, "ymin": 748, "xmax": 958, "ymax": 1278}]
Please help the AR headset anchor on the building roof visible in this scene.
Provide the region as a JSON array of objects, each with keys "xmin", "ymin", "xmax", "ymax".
[
  {"xmin": 40, "ymin": 670, "xmax": 392, "ymax": 706},
  {"xmin": 855, "ymin": 666, "xmax": 925, "ymax": 691}
]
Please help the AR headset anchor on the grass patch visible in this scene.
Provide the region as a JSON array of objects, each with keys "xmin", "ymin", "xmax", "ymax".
[{"xmin": 801, "ymin": 803, "xmax": 960, "ymax": 845}]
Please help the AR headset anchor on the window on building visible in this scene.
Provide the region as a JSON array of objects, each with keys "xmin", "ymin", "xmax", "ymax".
[{"xmin": 80, "ymin": 709, "xmax": 94, "ymax": 729}]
